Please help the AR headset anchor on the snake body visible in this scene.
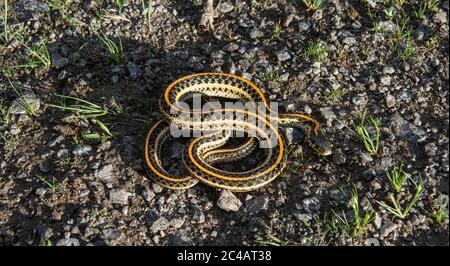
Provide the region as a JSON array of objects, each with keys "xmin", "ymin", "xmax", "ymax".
[{"xmin": 144, "ymin": 73, "xmax": 332, "ymax": 192}]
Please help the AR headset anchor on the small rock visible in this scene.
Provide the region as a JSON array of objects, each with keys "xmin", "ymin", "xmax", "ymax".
[
  {"xmin": 109, "ymin": 189, "xmax": 132, "ymax": 205},
  {"xmin": 217, "ymin": 2, "xmax": 234, "ymax": 13},
  {"xmin": 342, "ymin": 37, "xmax": 357, "ymax": 45},
  {"xmin": 142, "ymin": 187, "xmax": 155, "ymax": 202},
  {"xmin": 52, "ymin": 54, "xmax": 68, "ymax": 69},
  {"xmin": 433, "ymin": 10, "xmax": 447, "ymax": 24},
  {"xmin": 48, "ymin": 136, "xmax": 65, "ymax": 147},
  {"xmin": 246, "ymin": 196, "xmax": 269, "ymax": 215},
  {"xmin": 374, "ymin": 213, "xmax": 382, "ymax": 229},
  {"xmin": 320, "ymin": 107, "xmax": 336, "ymax": 121},
  {"xmin": 35, "ymin": 187, "xmax": 47, "ymax": 196},
  {"xmin": 72, "ymin": 145, "xmax": 92, "ymax": 156},
  {"xmin": 103, "ymin": 228, "xmax": 122, "ymax": 241},
  {"xmin": 424, "ymin": 142, "xmax": 438, "ymax": 157},
  {"xmin": 380, "ymin": 220, "xmax": 397, "ymax": 238},
  {"xmin": 383, "ymin": 66, "xmax": 395, "ymax": 75},
  {"xmin": 293, "ymin": 212, "xmax": 312, "ymax": 222},
  {"xmin": 95, "ymin": 164, "xmax": 115, "ymax": 182},
  {"xmin": 56, "ymin": 149, "xmax": 69, "ymax": 158},
  {"xmin": 152, "ymin": 183, "xmax": 163, "ymax": 193},
  {"xmin": 150, "ymin": 217, "xmax": 171, "ymax": 233},
  {"xmin": 360, "ymin": 152, "xmax": 373, "ymax": 163},
  {"xmin": 9, "ymin": 90, "xmax": 41, "ymax": 115},
  {"xmin": 352, "ymin": 94, "xmax": 368, "ymax": 106},
  {"xmin": 390, "ymin": 113, "xmax": 425, "ymax": 142},
  {"xmin": 250, "ymin": 28, "xmax": 260, "ymax": 39},
  {"xmin": 385, "ymin": 94, "xmax": 396, "ymax": 108},
  {"xmin": 301, "ymin": 197, "xmax": 321, "ymax": 213},
  {"xmin": 127, "ymin": 62, "xmax": 142, "ymax": 80},
  {"xmin": 276, "ymin": 50, "xmax": 291, "ymax": 62},
  {"xmin": 380, "ymin": 76, "xmax": 391, "ymax": 86},
  {"xmin": 217, "ymin": 190, "xmax": 242, "ymax": 212},
  {"xmin": 298, "ymin": 22, "xmax": 309, "ymax": 32}
]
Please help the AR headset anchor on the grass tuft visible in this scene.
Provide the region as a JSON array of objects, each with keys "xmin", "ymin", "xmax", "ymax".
[
  {"xmin": 377, "ymin": 176, "xmax": 424, "ymax": 219},
  {"xmin": 385, "ymin": 163, "xmax": 408, "ymax": 193},
  {"xmin": 36, "ymin": 175, "xmax": 59, "ymax": 193},
  {"xmin": 48, "ymin": 94, "xmax": 109, "ymax": 119},
  {"xmin": 97, "ymin": 30, "xmax": 123, "ymax": 64},
  {"xmin": 303, "ymin": 0, "xmax": 325, "ymax": 11},
  {"xmin": 306, "ymin": 41, "xmax": 328, "ymax": 61}
]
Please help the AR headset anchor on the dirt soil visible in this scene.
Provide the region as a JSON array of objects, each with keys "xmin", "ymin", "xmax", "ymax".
[{"xmin": 0, "ymin": 0, "xmax": 448, "ymax": 246}]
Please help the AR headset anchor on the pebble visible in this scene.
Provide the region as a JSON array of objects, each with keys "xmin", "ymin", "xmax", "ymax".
[
  {"xmin": 276, "ymin": 50, "xmax": 291, "ymax": 62},
  {"xmin": 102, "ymin": 228, "xmax": 122, "ymax": 241},
  {"xmin": 142, "ymin": 187, "xmax": 155, "ymax": 202},
  {"xmin": 217, "ymin": 190, "xmax": 242, "ymax": 212},
  {"xmin": 319, "ymin": 107, "xmax": 336, "ymax": 121},
  {"xmin": 301, "ymin": 197, "xmax": 321, "ymax": 213},
  {"xmin": 245, "ymin": 196, "xmax": 269, "ymax": 215},
  {"xmin": 383, "ymin": 66, "xmax": 395, "ymax": 75},
  {"xmin": 152, "ymin": 183, "xmax": 163, "ymax": 193},
  {"xmin": 52, "ymin": 54, "xmax": 68, "ymax": 69},
  {"xmin": 385, "ymin": 94, "xmax": 396, "ymax": 108},
  {"xmin": 380, "ymin": 220, "xmax": 397, "ymax": 238},
  {"xmin": 433, "ymin": 10, "xmax": 447, "ymax": 24},
  {"xmin": 424, "ymin": 142, "xmax": 438, "ymax": 157},
  {"xmin": 95, "ymin": 164, "xmax": 115, "ymax": 182},
  {"xmin": 217, "ymin": 2, "xmax": 234, "ymax": 13},
  {"xmin": 127, "ymin": 62, "xmax": 142, "ymax": 80},
  {"xmin": 72, "ymin": 145, "xmax": 92, "ymax": 156},
  {"xmin": 298, "ymin": 22, "xmax": 309, "ymax": 32},
  {"xmin": 380, "ymin": 76, "xmax": 391, "ymax": 86},
  {"xmin": 352, "ymin": 94, "xmax": 368, "ymax": 106},
  {"xmin": 150, "ymin": 217, "xmax": 171, "ymax": 233},
  {"xmin": 342, "ymin": 37, "xmax": 357, "ymax": 46},
  {"xmin": 35, "ymin": 187, "xmax": 47, "ymax": 197},
  {"xmin": 293, "ymin": 212, "xmax": 312, "ymax": 222},
  {"xmin": 109, "ymin": 189, "xmax": 132, "ymax": 205},
  {"xmin": 250, "ymin": 28, "xmax": 260, "ymax": 39},
  {"xmin": 389, "ymin": 113, "xmax": 425, "ymax": 142},
  {"xmin": 9, "ymin": 90, "xmax": 41, "ymax": 115}
]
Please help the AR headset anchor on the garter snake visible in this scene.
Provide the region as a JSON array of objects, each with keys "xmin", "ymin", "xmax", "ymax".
[{"xmin": 144, "ymin": 73, "xmax": 332, "ymax": 192}]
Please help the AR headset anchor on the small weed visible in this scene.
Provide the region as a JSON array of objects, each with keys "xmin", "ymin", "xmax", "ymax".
[
  {"xmin": 46, "ymin": 0, "xmax": 71, "ymax": 10},
  {"xmin": 351, "ymin": 111, "xmax": 380, "ymax": 155},
  {"xmin": 256, "ymin": 212, "xmax": 296, "ymax": 246},
  {"xmin": 39, "ymin": 239, "xmax": 54, "ymax": 246},
  {"xmin": 251, "ymin": 0, "xmax": 263, "ymax": 9},
  {"xmin": 270, "ymin": 21, "xmax": 282, "ymax": 42},
  {"xmin": 115, "ymin": 0, "xmax": 125, "ymax": 13},
  {"xmin": 48, "ymin": 94, "xmax": 109, "ymax": 119},
  {"xmin": 97, "ymin": 30, "xmax": 123, "ymax": 64},
  {"xmin": 257, "ymin": 68, "xmax": 280, "ymax": 83},
  {"xmin": 377, "ymin": 176, "xmax": 424, "ymax": 219},
  {"xmin": 5, "ymin": 76, "xmax": 37, "ymax": 117},
  {"xmin": 324, "ymin": 83, "xmax": 345, "ymax": 104},
  {"xmin": 396, "ymin": 36, "xmax": 416, "ymax": 60},
  {"xmin": 384, "ymin": 6, "xmax": 396, "ymax": 20},
  {"xmin": 36, "ymin": 175, "xmax": 59, "ymax": 193},
  {"xmin": 422, "ymin": 195, "xmax": 449, "ymax": 225},
  {"xmin": 351, "ymin": 186, "xmax": 374, "ymax": 237},
  {"xmin": 19, "ymin": 40, "xmax": 52, "ymax": 69},
  {"xmin": 82, "ymin": 120, "xmax": 113, "ymax": 142},
  {"xmin": 0, "ymin": 99, "xmax": 11, "ymax": 125},
  {"xmin": 140, "ymin": 0, "xmax": 153, "ymax": 28},
  {"xmin": 303, "ymin": 0, "xmax": 325, "ymax": 11},
  {"xmin": 306, "ymin": 41, "xmax": 327, "ymax": 61},
  {"xmin": 385, "ymin": 163, "xmax": 408, "ymax": 192},
  {"xmin": 111, "ymin": 96, "xmax": 124, "ymax": 116}
]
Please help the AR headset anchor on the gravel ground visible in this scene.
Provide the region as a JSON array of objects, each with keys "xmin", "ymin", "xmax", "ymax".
[{"xmin": 0, "ymin": 0, "xmax": 448, "ymax": 246}]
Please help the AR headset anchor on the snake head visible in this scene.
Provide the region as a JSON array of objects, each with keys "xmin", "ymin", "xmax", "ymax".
[{"xmin": 308, "ymin": 129, "xmax": 333, "ymax": 156}]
